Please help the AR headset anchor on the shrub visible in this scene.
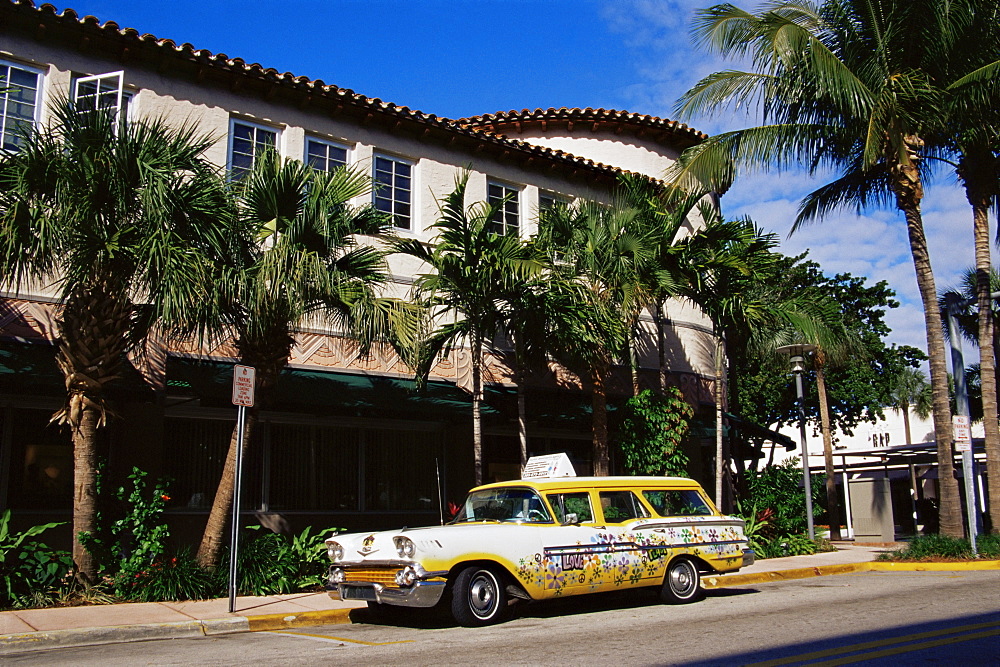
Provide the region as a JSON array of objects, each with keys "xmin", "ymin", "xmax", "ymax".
[
  {"xmin": 0, "ymin": 510, "xmax": 71, "ymax": 609},
  {"xmin": 877, "ymin": 533, "xmax": 1000, "ymax": 561},
  {"xmin": 113, "ymin": 547, "xmax": 217, "ymax": 602},
  {"xmin": 217, "ymin": 525, "xmax": 343, "ymax": 596},
  {"xmin": 743, "ymin": 459, "xmax": 825, "ymax": 538},
  {"xmin": 619, "ymin": 388, "xmax": 694, "ymax": 477}
]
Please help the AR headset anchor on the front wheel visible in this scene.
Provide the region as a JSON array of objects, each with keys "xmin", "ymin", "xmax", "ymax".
[
  {"xmin": 451, "ymin": 565, "xmax": 509, "ymax": 626},
  {"xmin": 659, "ymin": 557, "xmax": 702, "ymax": 604}
]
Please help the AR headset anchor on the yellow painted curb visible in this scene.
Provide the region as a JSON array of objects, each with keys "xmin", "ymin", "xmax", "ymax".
[
  {"xmin": 246, "ymin": 608, "xmax": 357, "ymax": 632},
  {"xmin": 703, "ymin": 559, "xmax": 1000, "ymax": 589},
  {"xmin": 867, "ymin": 560, "xmax": 1000, "ymax": 572},
  {"xmin": 703, "ymin": 563, "xmax": 866, "ymax": 588}
]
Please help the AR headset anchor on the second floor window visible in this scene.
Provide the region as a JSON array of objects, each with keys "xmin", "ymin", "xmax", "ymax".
[
  {"xmin": 306, "ymin": 138, "xmax": 348, "ymax": 173},
  {"xmin": 229, "ymin": 120, "xmax": 278, "ymax": 179},
  {"xmin": 1, "ymin": 60, "xmax": 42, "ymax": 152},
  {"xmin": 373, "ymin": 155, "xmax": 412, "ymax": 230},
  {"xmin": 488, "ymin": 181, "xmax": 520, "ymax": 236}
]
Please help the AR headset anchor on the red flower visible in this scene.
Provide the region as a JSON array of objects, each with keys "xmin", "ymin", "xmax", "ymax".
[{"xmin": 161, "ymin": 494, "xmax": 171, "ymax": 501}]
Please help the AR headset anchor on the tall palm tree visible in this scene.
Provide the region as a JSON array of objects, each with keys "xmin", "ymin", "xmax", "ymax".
[
  {"xmin": 393, "ymin": 173, "xmax": 540, "ymax": 485},
  {"xmin": 684, "ymin": 215, "xmax": 830, "ymax": 509},
  {"xmin": 537, "ymin": 201, "xmax": 647, "ymax": 476},
  {"xmin": 673, "ymin": 0, "xmax": 974, "ymax": 536},
  {"xmin": 0, "ymin": 102, "xmax": 229, "ymax": 583},
  {"xmin": 943, "ymin": 15, "xmax": 1000, "ymax": 531},
  {"xmin": 189, "ymin": 151, "xmax": 415, "ymax": 567},
  {"xmin": 890, "ymin": 367, "xmax": 933, "ymax": 446}
]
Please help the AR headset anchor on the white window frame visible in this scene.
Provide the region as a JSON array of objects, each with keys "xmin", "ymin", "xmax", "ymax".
[
  {"xmin": 305, "ymin": 136, "xmax": 350, "ymax": 173},
  {"xmin": 538, "ymin": 191, "xmax": 570, "ymax": 215},
  {"xmin": 73, "ymin": 71, "xmax": 124, "ymax": 114},
  {"xmin": 488, "ymin": 180, "xmax": 522, "ymax": 237},
  {"xmin": 0, "ymin": 58, "xmax": 43, "ymax": 153},
  {"xmin": 372, "ymin": 153, "xmax": 414, "ymax": 231},
  {"xmin": 227, "ymin": 118, "xmax": 281, "ymax": 179}
]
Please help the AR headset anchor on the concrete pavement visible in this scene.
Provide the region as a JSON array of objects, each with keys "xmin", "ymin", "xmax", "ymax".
[{"xmin": 3, "ymin": 543, "xmax": 997, "ymax": 655}]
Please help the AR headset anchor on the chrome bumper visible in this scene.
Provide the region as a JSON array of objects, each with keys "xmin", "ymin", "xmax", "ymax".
[
  {"xmin": 326, "ymin": 561, "xmax": 448, "ymax": 608},
  {"xmin": 326, "ymin": 579, "xmax": 447, "ymax": 608},
  {"xmin": 742, "ymin": 549, "xmax": 755, "ymax": 567}
]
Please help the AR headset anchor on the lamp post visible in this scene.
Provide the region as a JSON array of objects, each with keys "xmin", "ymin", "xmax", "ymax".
[{"xmin": 777, "ymin": 343, "xmax": 817, "ymax": 540}]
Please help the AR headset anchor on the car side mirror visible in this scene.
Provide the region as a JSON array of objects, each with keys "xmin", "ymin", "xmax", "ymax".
[{"xmin": 561, "ymin": 513, "xmax": 580, "ymax": 526}]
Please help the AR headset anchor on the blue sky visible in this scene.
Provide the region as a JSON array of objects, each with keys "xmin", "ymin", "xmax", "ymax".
[{"xmin": 63, "ymin": 0, "xmax": 990, "ymax": 359}]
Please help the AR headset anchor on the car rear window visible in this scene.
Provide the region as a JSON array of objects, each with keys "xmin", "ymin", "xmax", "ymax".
[
  {"xmin": 642, "ymin": 489, "xmax": 713, "ymax": 517},
  {"xmin": 598, "ymin": 490, "xmax": 650, "ymax": 522},
  {"xmin": 546, "ymin": 492, "xmax": 594, "ymax": 523}
]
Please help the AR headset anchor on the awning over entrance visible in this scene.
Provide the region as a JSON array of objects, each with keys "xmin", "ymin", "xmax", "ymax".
[{"xmin": 166, "ymin": 356, "xmax": 490, "ymax": 423}]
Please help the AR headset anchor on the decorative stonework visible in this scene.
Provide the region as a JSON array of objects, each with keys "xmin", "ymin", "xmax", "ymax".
[{"xmin": 0, "ymin": 297, "xmax": 718, "ymax": 408}]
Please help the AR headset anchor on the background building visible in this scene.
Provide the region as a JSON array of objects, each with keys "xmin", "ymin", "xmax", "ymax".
[{"xmin": 0, "ymin": 0, "xmax": 722, "ymax": 540}]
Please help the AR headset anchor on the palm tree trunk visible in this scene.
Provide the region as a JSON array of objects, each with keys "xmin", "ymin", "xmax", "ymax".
[
  {"xmin": 815, "ymin": 353, "xmax": 842, "ymax": 541},
  {"xmin": 655, "ymin": 298, "xmax": 667, "ymax": 393},
  {"xmin": 54, "ymin": 283, "xmax": 130, "ymax": 585},
  {"xmin": 591, "ymin": 358, "xmax": 610, "ymax": 476},
  {"xmin": 70, "ymin": 407, "xmax": 102, "ymax": 586},
  {"xmin": 472, "ymin": 333, "xmax": 484, "ymax": 485},
  {"xmin": 513, "ymin": 335, "xmax": 528, "ymax": 469},
  {"xmin": 196, "ymin": 407, "xmax": 258, "ymax": 568},
  {"xmin": 197, "ymin": 333, "xmax": 289, "ymax": 568},
  {"xmin": 891, "ymin": 146, "xmax": 963, "ymax": 537},
  {"xmin": 902, "ymin": 403, "xmax": 913, "ymax": 446},
  {"xmin": 968, "ymin": 182, "xmax": 1000, "ymax": 533},
  {"xmin": 628, "ymin": 320, "xmax": 641, "ymax": 397}
]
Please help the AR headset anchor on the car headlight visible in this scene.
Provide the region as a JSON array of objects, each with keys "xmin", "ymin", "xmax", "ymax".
[
  {"xmin": 327, "ymin": 541, "xmax": 344, "ymax": 561},
  {"xmin": 395, "ymin": 566, "xmax": 417, "ymax": 586},
  {"xmin": 329, "ymin": 567, "xmax": 345, "ymax": 584},
  {"xmin": 393, "ymin": 536, "xmax": 416, "ymax": 558}
]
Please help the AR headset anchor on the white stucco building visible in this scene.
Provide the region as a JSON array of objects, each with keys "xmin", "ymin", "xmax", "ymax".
[{"xmin": 0, "ymin": 0, "xmax": 725, "ymax": 535}]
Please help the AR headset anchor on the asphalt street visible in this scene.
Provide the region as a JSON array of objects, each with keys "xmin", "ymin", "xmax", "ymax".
[{"xmin": 6, "ymin": 570, "xmax": 998, "ymax": 665}]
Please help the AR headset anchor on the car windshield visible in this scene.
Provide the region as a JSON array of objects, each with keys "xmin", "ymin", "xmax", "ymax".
[{"xmin": 451, "ymin": 487, "xmax": 553, "ymax": 523}]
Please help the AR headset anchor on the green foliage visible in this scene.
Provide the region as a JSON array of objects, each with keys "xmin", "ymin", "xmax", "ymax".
[
  {"xmin": 113, "ymin": 547, "xmax": 217, "ymax": 603},
  {"xmin": 732, "ymin": 255, "xmax": 922, "ymax": 438},
  {"xmin": 219, "ymin": 525, "xmax": 343, "ymax": 596},
  {"xmin": 743, "ymin": 460, "xmax": 825, "ymax": 538},
  {"xmin": 101, "ymin": 468, "xmax": 175, "ymax": 599},
  {"xmin": 620, "ymin": 388, "xmax": 694, "ymax": 477},
  {"xmin": 877, "ymin": 533, "xmax": 1000, "ymax": 561},
  {"xmin": 0, "ymin": 510, "xmax": 71, "ymax": 609}
]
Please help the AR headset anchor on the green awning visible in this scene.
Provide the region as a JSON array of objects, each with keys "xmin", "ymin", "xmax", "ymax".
[{"xmin": 167, "ymin": 357, "xmax": 492, "ymax": 423}]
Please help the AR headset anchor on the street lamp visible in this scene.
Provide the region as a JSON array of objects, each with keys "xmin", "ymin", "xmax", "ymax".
[{"xmin": 776, "ymin": 343, "xmax": 817, "ymax": 540}]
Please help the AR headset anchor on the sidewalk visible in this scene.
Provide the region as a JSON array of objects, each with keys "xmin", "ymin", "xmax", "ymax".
[{"xmin": 2, "ymin": 543, "xmax": 993, "ymax": 655}]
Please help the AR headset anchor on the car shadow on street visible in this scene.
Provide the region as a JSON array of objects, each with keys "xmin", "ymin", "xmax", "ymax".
[{"xmin": 349, "ymin": 586, "xmax": 757, "ymax": 629}]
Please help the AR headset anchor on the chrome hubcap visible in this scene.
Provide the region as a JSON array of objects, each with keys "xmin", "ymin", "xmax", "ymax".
[{"xmin": 469, "ymin": 572, "xmax": 497, "ymax": 617}]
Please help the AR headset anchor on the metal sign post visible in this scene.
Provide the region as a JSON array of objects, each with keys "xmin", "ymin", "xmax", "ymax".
[
  {"xmin": 944, "ymin": 295, "xmax": 978, "ymax": 556},
  {"xmin": 229, "ymin": 364, "xmax": 255, "ymax": 613}
]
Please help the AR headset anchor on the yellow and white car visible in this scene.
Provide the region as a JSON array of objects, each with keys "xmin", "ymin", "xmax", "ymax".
[{"xmin": 326, "ymin": 460, "xmax": 752, "ymax": 626}]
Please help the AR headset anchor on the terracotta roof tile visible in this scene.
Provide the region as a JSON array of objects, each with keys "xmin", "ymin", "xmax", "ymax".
[{"xmin": 4, "ymin": 1, "xmax": 699, "ymax": 185}]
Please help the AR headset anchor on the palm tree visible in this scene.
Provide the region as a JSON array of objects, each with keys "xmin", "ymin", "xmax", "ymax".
[
  {"xmin": 189, "ymin": 151, "xmax": 415, "ymax": 567},
  {"xmin": 537, "ymin": 201, "xmax": 646, "ymax": 476},
  {"xmin": 393, "ymin": 173, "xmax": 540, "ymax": 485},
  {"xmin": 684, "ymin": 215, "xmax": 830, "ymax": 510},
  {"xmin": 913, "ymin": 0, "xmax": 1000, "ymax": 533},
  {"xmin": 0, "ymin": 102, "xmax": 229, "ymax": 583},
  {"xmin": 890, "ymin": 367, "xmax": 933, "ymax": 446},
  {"xmin": 673, "ymin": 0, "xmax": 974, "ymax": 536}
]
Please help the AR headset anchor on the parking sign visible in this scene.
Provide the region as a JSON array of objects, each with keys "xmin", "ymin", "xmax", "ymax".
[{"xmin": 232, "ymin": 365, "xmax": 256, "ymax": 407}]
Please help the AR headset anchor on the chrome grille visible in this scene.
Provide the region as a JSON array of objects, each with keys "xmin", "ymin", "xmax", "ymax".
[{"xmin": 343, "ymin": 567, "xmax": 399, "ymax": 588}]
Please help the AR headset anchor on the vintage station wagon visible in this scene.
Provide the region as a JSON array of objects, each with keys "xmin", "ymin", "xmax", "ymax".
[{"xmin": 326, "ymin": 457, "xmax": 753, "ymax": 626}]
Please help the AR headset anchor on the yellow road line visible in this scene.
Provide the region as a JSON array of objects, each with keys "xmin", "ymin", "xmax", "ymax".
[
  {"xmin": 811, "ymin": 628, "xmax": 1000, "ymax": 666},
  {"xmin": 747, "ymin": 619, "xmax": 1000, "ymax": 666},
  {"xmin": 267, "ymin": 630, "xmax": 414, "ymax": 646}
]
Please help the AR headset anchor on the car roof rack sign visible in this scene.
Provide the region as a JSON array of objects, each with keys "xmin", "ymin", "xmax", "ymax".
[{"xmin": 522, "ymin": 453, "xmax": 576, "ymax": 479}]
